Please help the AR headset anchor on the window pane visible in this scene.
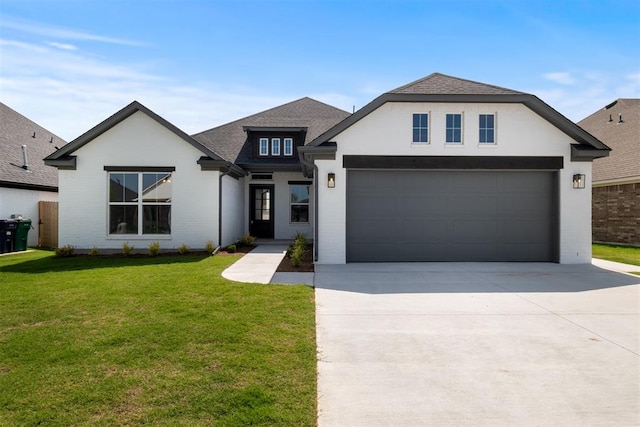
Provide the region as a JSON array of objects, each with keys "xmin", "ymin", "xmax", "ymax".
[
  {"xmin": 454, "ymin": 114, "xmax": 461, "ymax": 127},
  {"xmin": 486, "ymin": 129, "xmax": 494, "ymax": 142},
  {"xmin": 109, "ymin": 173, "xmax": 138, "ymax": 202},
  {"xmin": 291, "ymin": 205, "xmax": 309, "ymax": 223},
  {"xmin": 142, "ymin": 173, "xmax": 172, "ymax": 202},
  {"xmin": 142, "ymin": 205, "xmax": 171, "ymax": 234},
  {"xmin": 454, "ymin": 129, "xmax": 461, "ymax": 142},
  {"xmin": 486, "ymin": 114, "xmax": 494, "ymax": 127},
  {"xmin": 109, "ymin": 205, "xmax": 138, "ymax": 234},
  {"xmin": 479, "ymin": 115, "xmax": 486, "ymax": 128},
  {"xmin": 480, "ymin": 129, "xmax": 486, "ymax": 143},
  {"xmin": 413, "ymin": 114, "xmax": 420, "ymax": 127},
  {"xmin": 290, "ymin": 185, "xmax": 309, "ymax": 203},
  {"xmin": 272, "ymin": 138, "xmax": 280, "ymax": 155}
]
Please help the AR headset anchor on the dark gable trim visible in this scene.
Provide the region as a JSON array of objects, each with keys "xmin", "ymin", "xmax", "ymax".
[
  {"xmin": 238, "ymin": 163, "xmax": 303, "ymax": 173},
  {"xmin": 44, "ymin": 101, "xmax": 225, "ymax": 163},
  {"xmin": 197, "ymin": 157, "xmax": 246, "ymax": 179},
  {"xmin": 43, "ymin": 156, "xmax": 77, "ymax": 170},
  {"xmin": 571, "ymin": 144, "xmax": 610, "ymax": 162},
  {"xmin": 308, "ymin": 93, "xmax": 610, "ymax": 156},
  {"xmin": 104, "ymin": 166, "xmax": 176, "ymax": 172},
  {"xmin": 343, "ymin": 155, "xmax": 564, "ymax": 170},
  {"xmin": 243, "ymin": 126, "xmax": 308, "ymax": 133},
  {"xmin": 288, "ymin": 180, "xmax": 312, "ymax": 185},
  {"xmin": 0, "ymin": 180, "xmax": 58, "ymax": 192}
]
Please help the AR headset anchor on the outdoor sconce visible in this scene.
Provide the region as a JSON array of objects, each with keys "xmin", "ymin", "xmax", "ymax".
[
  {"xmin": 328, "ymin": 173, "xmax": 336, "ymax": 188},
  {"xmin": 572, "ymin": 174, "xmax": 586, "ymax": 189}
]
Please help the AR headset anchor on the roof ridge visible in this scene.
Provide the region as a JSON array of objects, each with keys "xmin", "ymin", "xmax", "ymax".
[{"xmin": 387, "ymin": 72, "xmax": 526, "ymax": 95}]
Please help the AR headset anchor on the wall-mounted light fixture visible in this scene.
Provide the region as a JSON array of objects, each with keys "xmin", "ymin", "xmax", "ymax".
[
  {"xmin": 328, "ymin": 173, "xmax": 336, "ymax": 188},
  {"xmin": 572, "ymin": 174, "xmax": 586, "ymax": 189}
]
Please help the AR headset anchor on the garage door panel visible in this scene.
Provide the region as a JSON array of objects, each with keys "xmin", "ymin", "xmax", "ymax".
[{"xmin": 347, "ymin": 170, "xmax": 555, "ymax": 262}]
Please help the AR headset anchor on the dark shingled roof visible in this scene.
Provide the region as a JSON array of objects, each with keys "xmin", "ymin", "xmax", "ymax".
[
  {"xmin": 388, "ymin": 72, "xmax": 525, "ymax": 95},
  {"xmin": 578, "ymin": 98, "xmax": 640, "ymax": 183},
  {"xmin": 192, "ymin": 97, "xmax": 350, "ymax": 163},
  {"xmin": 0, "ymin": 102, "xmax": 65, "ymax": 191}
]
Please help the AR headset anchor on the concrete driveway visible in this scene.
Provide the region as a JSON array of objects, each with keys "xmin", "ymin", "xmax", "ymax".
[{"xmin": 315, "ymin": 263, "xmax": 640, "ymax": 426}]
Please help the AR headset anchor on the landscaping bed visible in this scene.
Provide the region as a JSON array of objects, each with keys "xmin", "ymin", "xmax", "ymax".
[{"xmin": 277, "ymin": 244, "xmax": 314, "ymax": 273}]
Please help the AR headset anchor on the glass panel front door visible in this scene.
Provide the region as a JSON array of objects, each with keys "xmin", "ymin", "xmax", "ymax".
[{"xmin": 250, "ymin": 185, "xmax": 274, "ymax": 238}]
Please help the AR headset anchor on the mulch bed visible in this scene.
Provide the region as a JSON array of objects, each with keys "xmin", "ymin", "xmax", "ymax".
[{"xmin": 276, "ymin": 244, "xmax": 314, "ymax": 273}]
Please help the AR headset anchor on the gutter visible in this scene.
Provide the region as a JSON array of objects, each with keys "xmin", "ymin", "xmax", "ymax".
[{"xmin": 297, "ymin": 149, "xmax": 320, "ymax": 262}]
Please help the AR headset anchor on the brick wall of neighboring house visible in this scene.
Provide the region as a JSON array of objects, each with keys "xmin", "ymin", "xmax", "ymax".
[{"xmin": 592, "ymin": 183, "xmax": 640, "ymax": 246}]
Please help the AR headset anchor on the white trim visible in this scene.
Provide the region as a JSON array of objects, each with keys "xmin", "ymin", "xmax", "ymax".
[
  {"xmin": 445, "ymin": 112, "xmax": 463, "ymax": 144},
  {"xmin": 478, "ymin": 112, "xmax": 497, "ymax": 145},
  {"xmin": 592, "ymin": 177, "xmax": 640, "ymax": 187},
  {"xmin": 411, "ymin": 112, "xmax": 430, "ymax": 145},
  {"xmin": 272, "ymin": 138, "xmax": 281, "ymax": 156},
  {"xmin": 284, "ymin": 138, "xmax": 293, "ymax": 156},
  {"xmin": 259, "ymin": 138, "xmax": 269, "ymax": 156}
]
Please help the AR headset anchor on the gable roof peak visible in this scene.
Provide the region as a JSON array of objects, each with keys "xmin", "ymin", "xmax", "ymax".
[{"xmin": 388, "ymin": 72, "xmax": 526, "ymax": 96}]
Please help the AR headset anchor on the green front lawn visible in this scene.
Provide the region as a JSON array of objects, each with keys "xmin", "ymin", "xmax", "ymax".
[
  {"xmin": 593, "ymin": 244, "xmax": 640, "ymax": 267},
  {"xmin": 0, "ymin": 251, "xmax": 316, "ymax": 426}
]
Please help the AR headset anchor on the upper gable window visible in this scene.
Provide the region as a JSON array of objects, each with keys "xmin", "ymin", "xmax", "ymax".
[
  {"xmin": 284, "ymin": 138, "xmax": 293, "ymax": 156},
  {"xmin": 259, "ymin": 138, "xmax": 269, "ymax": 156},
  {"xmin": 412, "ymin": 113, "xmax": 429, "ymax": 143},
  {"xmin": 479, "ymin": 114, "xmax": 495, "ymax": 144},
  {"xmin": 446, "ymin": 113, "xmax": 463, "ymax": 144},
  {"xmin": 272, "ymin": 138, "xmax": 281, "ymax": 156}
]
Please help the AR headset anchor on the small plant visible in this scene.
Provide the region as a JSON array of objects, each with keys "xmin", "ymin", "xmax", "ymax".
[
  {"xmin": 205, "ymin": 240, "xmax": 215, "ymax": 254},
  {"xmin": 178, "ymin": 243, "xmax": 190, "ymax": 255},
  {"xmin": 148, "ymin": 241, "xmax": 160, "ymax": 257},
  {"xmin": 238, "ymin": 234, "xmax": 256, "ymax": 247},
  {"xmin": 55, "ymin": 245, "xmax": 75, "ymax": 257},
  {"xmin": 291, "ymin": 244, "xmax": 304, "ymax": 267},
  {"xmin": 226, "ymin": 244, "xmax": 237, "ymax": 253},
  {"xmin": 122, "ymin": 242, "xmax": 133, "ymax": 257},
  {"xmin": 293, "ymin": 232, "xmax": 308, "ymax": 248},
  {"xmin": 89, "ymin": 247, "xmax": 100, "ymax": 256}
]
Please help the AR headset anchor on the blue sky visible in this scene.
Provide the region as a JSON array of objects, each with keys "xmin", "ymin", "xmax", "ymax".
[{"xmin": 1, "ymin": 0, "xmax": 639, "ymax": 141}]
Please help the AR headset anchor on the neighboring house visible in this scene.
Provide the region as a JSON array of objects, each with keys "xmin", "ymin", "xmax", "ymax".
[
  {"xmin": 578, "ymin": 99, "xmax": 639, "ymax": 246},
  {"xmin": 45, "ymin": 73, "xmax": 609, "ymax": 263},
  {"xmin": 0, "ymin": 102, "xmax": 65, "ymax": 247}
]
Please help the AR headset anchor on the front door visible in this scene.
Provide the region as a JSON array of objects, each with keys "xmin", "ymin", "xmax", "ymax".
[{"xmin": 249, "ymin": 185, "xmax": 274, "ymax": 238}]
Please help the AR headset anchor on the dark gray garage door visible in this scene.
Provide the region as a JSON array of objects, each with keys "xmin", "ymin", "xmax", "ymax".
[{"xmin": 346, "ymin": 170, "xmax": 556, "ymax": 262}]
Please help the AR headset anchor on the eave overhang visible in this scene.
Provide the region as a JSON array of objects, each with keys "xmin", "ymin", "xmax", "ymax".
[
  {"xmin": 44, "ymin": 156, "xmax": 77, "ymax": 170},
  {"xmin": 243, "ymin": 126, "xmax": 308, "ymax": 133},
  {"xmin": 197, "ymin": 157, "xmax": 246, "ymax": 179},
  {"xmin": 298, "ymin": 142, "xmax": 337, "ymax": 177},
  {"xmin": 571, "ymin": 144, "xmax": 611, "ymax": 162}
]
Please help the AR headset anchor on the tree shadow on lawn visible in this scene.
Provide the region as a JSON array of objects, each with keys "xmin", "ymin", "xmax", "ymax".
[{"xmin": 0, "ymin": 253, "xmax": 214, "ymax": 274}]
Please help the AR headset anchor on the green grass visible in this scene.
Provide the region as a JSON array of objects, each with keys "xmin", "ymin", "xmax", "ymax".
[
  {"xmin": 0, "ymin": 250, "xmax": 316, "ymax": 426},
  {"xmin": 593, "ymin": 244, "xmax": 640, "ymax": 267}
]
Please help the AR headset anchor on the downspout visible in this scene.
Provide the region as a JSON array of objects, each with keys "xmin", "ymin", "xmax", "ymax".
[{"xmin": 218, "ymin": 168, "xmax": 229, "ymax": 249}]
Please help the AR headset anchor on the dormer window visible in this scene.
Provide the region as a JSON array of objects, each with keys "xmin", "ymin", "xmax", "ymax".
[
  {"xmin": 284, "ymin": 138, "xmax": 293, "ymax": 156},
  {"xmin": 259, "ymin": 138, "xmax": 269, "ymax": 156},
  {"xmin": 272, "ymin": 138, "xmax": 281, "ymax": 156}
]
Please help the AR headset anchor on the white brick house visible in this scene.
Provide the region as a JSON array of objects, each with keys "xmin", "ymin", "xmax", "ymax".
[{"xmin": 45, "ymin": 73, "xmax": 609, "ymax": 262}]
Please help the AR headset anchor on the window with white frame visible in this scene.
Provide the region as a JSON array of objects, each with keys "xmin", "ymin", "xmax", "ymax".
[
  {"xmin": 479, "ymin": 114, "xmax": 495, "ymax": 143},
  {"xmin": 412, "ymin": 113, "xmax": 429, "ymax": 143},
  {"xmin": 272, "ymin": 138, "xmax": 281, "ymax": 156},
  {"xmin": 284, "ymin": 138, "xmax": 293, "ymax": 156},
  {"xmin": 290, "ymin": 185, "xmax": 309, "ymax": 223},
  {"xmin": 259, "ymin": 138, "xmax": 269, "ymax": 156},
  {"xmin": 108, "ymin": 172, "xmax": 172, "ymax": 235},
  {"xmin": 446, "ymin": 113, "xmax": 463, "ymax": 143}
]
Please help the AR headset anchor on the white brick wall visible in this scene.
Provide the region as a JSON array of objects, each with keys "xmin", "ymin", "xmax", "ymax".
[
  {"xmin": 221, "ymin": 175, "xmax": 244, "ymax": 246},
  {"xmin": 315, "ymin": 102, "xmax": 592, "ymax": 264},
  {"xmin": 58, "ymin": 111, "xmax": 219, "ymax": 251}
]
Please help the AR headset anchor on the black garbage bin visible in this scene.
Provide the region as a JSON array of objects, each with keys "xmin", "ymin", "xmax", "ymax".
[
  {"xmin": 0, "ymin": 219, "xmax": 18, "ymax": 254},
  {"xmin": 15, "ymin": 219, "xmax": 32, "ymax": 251}
]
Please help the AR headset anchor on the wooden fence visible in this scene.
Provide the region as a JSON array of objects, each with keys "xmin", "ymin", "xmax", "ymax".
[{"xmin": 38, "ymin": 201, "xmax": 58, "ymax": 248}]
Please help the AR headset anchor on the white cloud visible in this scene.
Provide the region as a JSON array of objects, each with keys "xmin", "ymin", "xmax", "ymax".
[
  {"xmin": 542, "ymin": 72, "xmax": 576, "ymax": 85},
  {"xmin": 1, "ymin": 15, "xmax": 147, "ymax": 47},
  {"xmin": 46, "ymin": 41, "xmax": 78, "ymax": 51}
]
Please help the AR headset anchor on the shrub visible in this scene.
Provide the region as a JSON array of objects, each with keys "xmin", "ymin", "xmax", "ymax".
[
  {"xmin": 55, "ymin": 245, "xmax": 75, "ymax": 257},
  {"xmin": 89, "ymin": 247, "xmax": 99, "ymax": 256},
  {"xmin": 226, "ymin": 244, "xmax": 237, "ymax": 253},
  {"xmin": 122, "ymin": 242, "xmax": 133, "ymax": 257},
  {"xmin": 178, "ymin": 243, "xmax": 190, "ymax": 255},
  {"xmin": 238, "ymin": 234, "xmax": 256, "ymax": 247},
  {"xmin": 291, "ymin": 244, "xmax": 304, "ymax": 267},
  {"xmin": 148, "ymin": 241, "xmax": 160, "ymax": 257},
  {"xmin": 205, "ymin": 240, "xmax": 215, "ymax": 254},
  {"xmin": 293, "ymin": 232, "xmax": 308, "ymax": 248}
]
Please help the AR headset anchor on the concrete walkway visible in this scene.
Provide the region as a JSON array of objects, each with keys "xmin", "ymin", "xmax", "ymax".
[
  {"xmin": 221, "ymin": 244, "xmax": 314, "ymax": 286},
  {"xmin": 592, "ymin": 257, "xmax": 640, "ymax": 273}
]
